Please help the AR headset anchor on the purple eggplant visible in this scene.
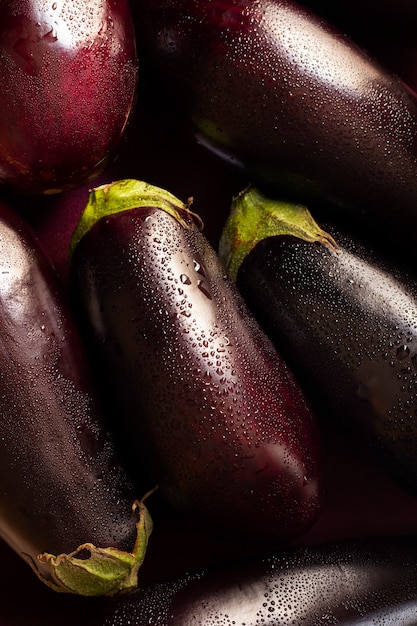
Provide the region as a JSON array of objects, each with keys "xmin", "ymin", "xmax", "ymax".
[
  {"xmin": 95, "ymin": 534, "xmax": 417, "ymax": 625},
  {"xmin": 220, "ymin": 186, "xmax": 417, "ymax": 493},
  {"xmin": 132, "ymin": 0, "xmax": 417, "ymax": 255},
  {"xmin": 0, "ymin": 197, "xmax": 152, "ymax": 596},
  {"xmin": 69, "ymin": 178, "xmax": 322, "ymax": 543},
  {"xmin": 0, "ymin": 0, "xmax": 137, "ymax": 195}
]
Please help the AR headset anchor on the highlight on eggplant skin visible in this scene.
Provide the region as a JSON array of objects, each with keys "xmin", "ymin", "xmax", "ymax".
[
  {"xmin": 0, "ymin": 198, "xmax": 151, "ymax": 597},
  {"xmin": 95, "ymin": 535, "xmax": 417, "ymax": 625},
  {"xmin": 132, "ymin": 0, "xmax": 417, "ymax": 252},
  {"xmin": 0, "ymin": 0, "xmax": 138, "ymax": 195},
  {"xmin": 69, "ymin": 179, "xmax": 322, "ymax": 544},
  {"xmin": 220, "ymin": 186, "xmax": 417, "ymax": 493}
]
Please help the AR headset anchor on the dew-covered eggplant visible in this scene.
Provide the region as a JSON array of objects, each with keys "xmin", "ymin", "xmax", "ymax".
[
  {"xmin": 0, "ymin": 197, "xmax": 152, "ymax": 596},
  {"xmin": 0, "ymin": 0, "xmax": 137, "ymax": 195},
  {"xmin": 69, "ymin": 179, "xmax": 321, "ymax": 543},
  {"xmin": 95, "ymin": 534, "xmax": 417, "ymax": 625},
  {"xmin": 132, "ymin": 0, "xmax": 417, "ymax": 253},
  {"xmin": 220, "ymin": 186, "xmax": 417, "ymax": 493}
]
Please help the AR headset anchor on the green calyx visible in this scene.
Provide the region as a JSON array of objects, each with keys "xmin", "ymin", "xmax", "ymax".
[
  {"xmin": 69, "ymin": 179, "xmax": 203, "ymax": 259},
  {"xmin": 219, "ymin": 186, "xmax": 337, "ymax": 282},
  {"xmin": 28, "ymin": 491, "xmax": 154, "ymax": 597}
]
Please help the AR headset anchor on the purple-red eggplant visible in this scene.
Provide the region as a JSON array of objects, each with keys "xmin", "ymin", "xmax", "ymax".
[
  {"xmin": 0, "ymin": 197, "xmax": 152, "ymax": 596},
  {"xmin": 69, "ymin": 179, "xmax": 322, "ymax": 543},
  {"xmin": 96, "ymin": 534, "xmax": 417, "ymax": 625},
  {"xmin": 132, "ymin": 0, "xmax": 417, "ymax": 255},
  {"xmin": 0, "ymin": 0, "xmax": 137, "ymax": 195},
  {"xmin": 220, "ymin": 186, "xmax": 417, "ymax": 493}
]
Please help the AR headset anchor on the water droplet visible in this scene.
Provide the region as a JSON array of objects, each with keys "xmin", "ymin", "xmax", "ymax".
[
  {"xmin": 193, "ymin": 259, "xmax": 206, "ymax": 276},
  {"xmin": 197, "ymin": 280, "xmax": 212, "ymax": 299},
  {"xmin": 180, "ymin": 274, "xmax": 191, "ymax": 285},
  {"xmin": 397, "ymin": 345, "xmax": 410, "ymax": 360}
]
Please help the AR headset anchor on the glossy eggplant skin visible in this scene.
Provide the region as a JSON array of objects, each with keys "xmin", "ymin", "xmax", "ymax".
[
  {"xmin": 97, "ymin": 535, "xmax": 417, "ymax": 625},
  {"xmin": 133, "ymin": 0, "xmax": 417, "ymax": 247},
  {"xmin": 69, "ymin": 183, "xmax": 321, "ymax": 542},
  {"xmin": 0, "ymin": 199, "xmax": 146, "ymax": 594},
  {"xmin": 0, "ymin": 0, "xmax": 137, "ymax": 195},
  {"xmin": 235, "ymin": 218, "xmax": 417, "ymax": 492}
]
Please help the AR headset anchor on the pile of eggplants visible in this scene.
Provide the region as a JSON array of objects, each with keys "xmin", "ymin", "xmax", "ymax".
[
  {"xmin": 220, "ymin": 186, "xmax": 417, "ymax": 494},
  {"xmin": 2, "ymin": 0, "xmax": 417, "ymax": 621},
  {"xmin": 68, "ymin": 178, "xmax": 322, "ymax": 544},
  {"xmin": 0, "ymin": 197, "xmax": 153, "ymax": 597},
  {"xmin": 132, "ymin": 0, "xmax": 417, "ymax": 263},
  {"xmin": 0, "ymin": 0, "xmax": 137, "ymax": 194},
  {"xmin": 95, "ymin": 534, "xmax": 417, "ymax": 625}
]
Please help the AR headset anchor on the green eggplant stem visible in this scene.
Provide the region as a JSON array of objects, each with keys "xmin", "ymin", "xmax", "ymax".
[
  {"xmin": 24, "ymin": 489, "xmax": 156, "ymax": 597},
  {"xmin": 219, "ymin": 186, "xmax": 338, "ymax": 282},
  {"xmin": 69, "ymin": 179, "xmax": 203, "ymax": 260}
]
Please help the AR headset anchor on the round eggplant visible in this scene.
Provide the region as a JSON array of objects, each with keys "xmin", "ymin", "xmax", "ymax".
[
  {"xmin": 0, "ymin": 198, "xmax": 152, "ymax": 596},
  {"xmin": 69, "ymin": 179, "xmax": 322, "ymax": 543},
  {"xmin": 0, "ymin": 0, "xmax": 137, "ymax": 195}
]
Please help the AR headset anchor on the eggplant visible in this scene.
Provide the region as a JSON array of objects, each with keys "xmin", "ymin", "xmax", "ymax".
[
  {"xmin": 220, "ymin": 186, "xmax": 417, "ymax": 493},
  {"xmin": 0, "ymin": 0, "xmax": 137, "ymax": 195},
  {"xmin": 69, "ymin": 179, "xmax": 321, "ymax": 543},
  {"xmin": 95, "ymin": 534, "xmax": 417, "ymax": 625},
  {"xmin": 0, "ymin": 198, "xmax": 152, "ymax": 596},
  {"xmin": 132, "ymin": 0, "xmax": 417, "ymax": 257}
]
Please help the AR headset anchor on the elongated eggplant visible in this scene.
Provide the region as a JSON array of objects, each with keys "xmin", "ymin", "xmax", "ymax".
[
  {"xmin": 0, "ymin": 0, "xmax": 137, "ymax": 195},
  {"xmin": 220, "ymin": 186, "xmax": 417, "ymax": 492},
  {"xmin": 132, "ymin": 0, "xmax": 417, "ymax": 255},
  {"xmin": 0, "ymin": 198, "xmax": 152, "ymax": 596},
  {"xmin": 96, "ymin": 534, "xmax": 417, "ymax": 625},
  {"xmin": 69, "ymin": 179, "xmax": 321, "ymax": 542}
]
